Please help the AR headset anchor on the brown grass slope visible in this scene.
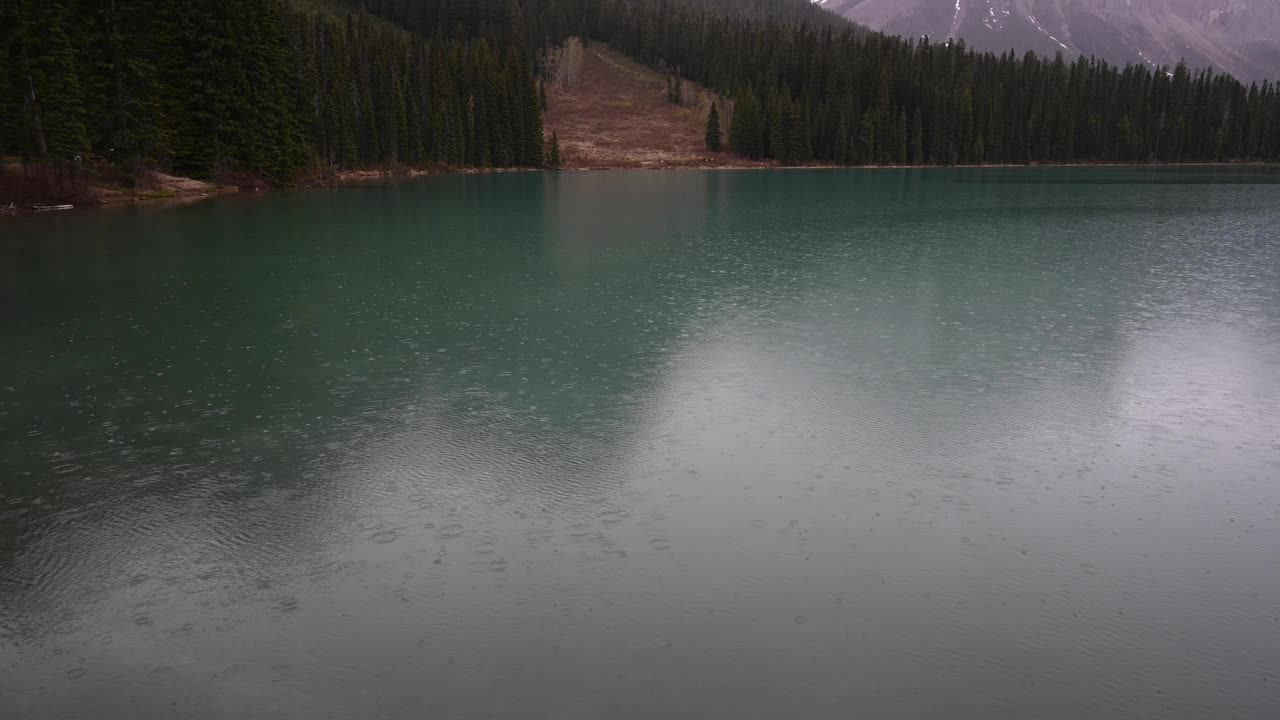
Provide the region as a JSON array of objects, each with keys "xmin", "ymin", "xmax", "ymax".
[{"xmin": 543, "ymin": 44, "xmax": 767, "ymax": 170}]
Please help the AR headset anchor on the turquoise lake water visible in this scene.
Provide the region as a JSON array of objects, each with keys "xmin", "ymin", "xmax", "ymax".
[{"xmin": 2, "ymin": 167, "xmax": 1279, "ymax": 718}]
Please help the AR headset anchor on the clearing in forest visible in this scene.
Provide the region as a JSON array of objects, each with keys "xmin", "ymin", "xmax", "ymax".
[{"xmin": 543, "ymin": 42, "xmax": 763, "ymax": 170}]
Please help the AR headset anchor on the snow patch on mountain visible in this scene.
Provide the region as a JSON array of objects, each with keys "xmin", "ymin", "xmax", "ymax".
[{"xmin": 824, "ymin": 0, "xmax": 1279, "ymax": 82}]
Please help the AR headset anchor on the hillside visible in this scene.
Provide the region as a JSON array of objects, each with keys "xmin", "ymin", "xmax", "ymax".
[{"xmin": 543, "ymin": 43, "xmax": 760, "ymax": 170}]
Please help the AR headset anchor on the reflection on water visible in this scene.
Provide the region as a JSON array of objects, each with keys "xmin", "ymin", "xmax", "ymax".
[{"xmin": 2, "ymin": 168, "xmax": 1279, "ymax": 719}]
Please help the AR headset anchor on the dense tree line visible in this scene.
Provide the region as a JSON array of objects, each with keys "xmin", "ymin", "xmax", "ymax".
[
  {"xmin": 591, "ymin": 0, "xmax": 1280, "ymax": 164},
  {"xmin": 0, "ymin": 0, "xmax": 545, "ymax": 179},
  {"xmin": 3, "ymin": 0, "xmax": 1276, "ymax": 180},
  {"xmin": 328, "ymin": 0, "xmax": 1280, "ymax": 165}
]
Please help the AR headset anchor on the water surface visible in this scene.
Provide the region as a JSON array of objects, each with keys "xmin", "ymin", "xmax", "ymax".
[{"xmin": 3, "ymin": 167, "xmax": 1280, "ymax": 719}]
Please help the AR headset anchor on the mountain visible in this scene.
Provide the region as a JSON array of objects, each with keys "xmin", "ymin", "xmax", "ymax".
[{"xmin": 821, "ymin": 0, "xmax": 1280, "ymax": 84}]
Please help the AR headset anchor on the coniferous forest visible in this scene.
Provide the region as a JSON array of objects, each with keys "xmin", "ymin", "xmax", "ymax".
[
  {"xmin": 0, "ymin": 0, "xmax": 548, "ymax": 180},
  {"xmin": 588, "ymin": 0, "xmax": 1280, "ymax": 165},
  {"xmin": 2, "ymin": 0, "xmax": 1278, "ymax": 183}
]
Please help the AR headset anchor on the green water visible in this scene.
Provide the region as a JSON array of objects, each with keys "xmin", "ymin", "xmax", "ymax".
[{"xmin": 3, "ymin": 168, "xmax": 1280, "ymax": 719}]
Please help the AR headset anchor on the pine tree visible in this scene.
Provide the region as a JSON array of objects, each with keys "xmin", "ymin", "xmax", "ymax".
[
  {"xmin": 547, "ymin": 131, "xmax": 561, "ymax": 169},
  {"xmin": 929, "ymin": 102, "xmax": 946, "ymax": 165},
  {"xmin": 72, "ymin": 0, "xmax": 162, "ymax": 173},
  {"xmin": 897, "ymin": 111, "xmax": 908, "ymax": 165},
  {"xmin": 13, "ymin": 0, "xmax": 90, "ymax": 162},
  {"xmin": 767, "ymin": 91, "xmax": 785, "ymax": 160},
  {"xmin": 518, "ymin": 55, "xmax": 543, "ymax": 166},
  {"xmin": 832, "ymin": 114, "xmax": 849, "ymax": 164},
  {"xmin": 783, "ymin": 100, "xmax": 804, "ymax": 165},
  {"xmin": 797, "ymin": 100, "xmax": 812, "ymax": 163},
  {"xmin": 729, "ymin": 89, "xmax": 764, "ymax": 159},
  {"xmin": 858, "ymin": 110, "xmax": 876, "ymax": 164},
  {"xmin": 705, "ymin": 101, "xmax": 722, "ymax": 152},
  {"xmin": 0, "ymin": 1, "xmax": 18, "ymax": 156},
  {"xmin": 910, "ymin": 108, "xmax": 925, "ymax": 165}
]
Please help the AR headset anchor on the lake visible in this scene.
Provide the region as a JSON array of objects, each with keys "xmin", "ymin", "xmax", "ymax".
[{"xmin": 3, "ymin": 167, "xmax": 1280, "ymax": 719}]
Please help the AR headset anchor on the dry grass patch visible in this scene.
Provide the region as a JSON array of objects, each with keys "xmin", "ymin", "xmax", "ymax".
[{"xmin": 543, "ymin": 42, "xmax": 768, "ymax": 170}]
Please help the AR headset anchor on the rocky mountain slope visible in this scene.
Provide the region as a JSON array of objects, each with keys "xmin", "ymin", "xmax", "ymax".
[{"xmin": 820, "ymin": 0, "xmax": 1280, "ymax": 83}]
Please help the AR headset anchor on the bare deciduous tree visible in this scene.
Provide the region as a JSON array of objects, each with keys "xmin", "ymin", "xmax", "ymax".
[{"xmin": 544, "ymin": 37, "xmax": 585, "ymax": 90}]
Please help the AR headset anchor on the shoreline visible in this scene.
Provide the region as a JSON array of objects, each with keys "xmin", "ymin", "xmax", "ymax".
[
  {"xmin": 330, "ymin": 160, "xmax": 1280, "ymax": 180},
  {"xmin": 4, "ymin": 160, "xmax": 1275, "ymax": 218},
  {"xmin": 559, "ymin": 160, "xmax": 1277, "ymax": 172}
]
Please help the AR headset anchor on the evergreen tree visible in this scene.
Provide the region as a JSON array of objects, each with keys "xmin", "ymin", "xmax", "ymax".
[
  {"xmin": 910, "ymin": 108, "xmax": 924, "ymax": 165},
  {"xmin": 519, "ymin": 55, "xmax": 544, "ymax": 166},
  {"xmin": 896, "ymin": 110, "xmax": 908, "ymax": 165},
  {"xmin": 0, "ymin": 1, "xmax": 18, "ymax": 156},
  {"xmin": 729, "ymin": 89, "xmax": 764, "ymax": 159},
  {"xmin": 928, "ymin": 101, "xmax": 945, "ymax": 165},
  {"xmin": 784, "ymin": 100, "xmax": 804, "ymax": 165},
  {"xmin": 705, "ymin": 101, "xmax": 722, "ymax": 152},
  {"xmin": 797, "ymin": 100, "xmax": 812, "ymax": 163},
  {"xmin": 832, "ymin": 114, "xmax": 849, "ymax": 164},
  {"xmin": 858, "ymin": 110, "xmax": 876, "ymax": 164},
  {"xmin": 767, "ymin": 90, "xmax": 785, "ymax": 160},
  {"xmin": 73, "ymin": 0, "xmax": 162, "ymax": 172},
  {"xmin": 547, "ymin": 131, "xmax": 561, "ymax": 169},
  {"xmin": 11, "ymin": 0, "xmax": 90, "ymax": 161}
]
